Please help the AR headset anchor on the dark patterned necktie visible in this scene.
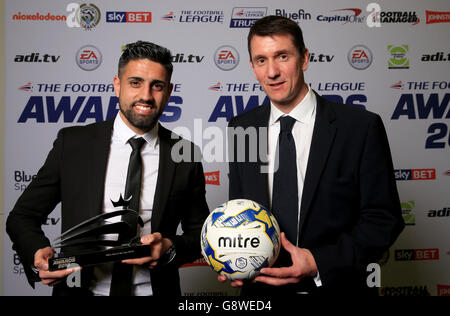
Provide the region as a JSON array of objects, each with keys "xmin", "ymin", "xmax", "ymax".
[
  {"xmin": 110, "ymin": 137, "xmax": 146, "ymax": 296},
  {"xmin": 272, "ymin": 116, "xmax": 299, "ymax": 245}
]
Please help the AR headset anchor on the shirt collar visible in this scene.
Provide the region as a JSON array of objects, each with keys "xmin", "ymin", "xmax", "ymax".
[
  {"xmin": 113, "ymin": 113, "xmax": 159, "ymax": 149},
  {"xmin": 269, "ymin": 84, "xmax": 316, "ymax": 126}
]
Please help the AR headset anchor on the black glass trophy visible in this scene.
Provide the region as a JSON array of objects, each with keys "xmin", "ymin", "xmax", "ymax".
[{"xmin": 48, "ymin": 196, "xmax": 150, "ymax": 271}]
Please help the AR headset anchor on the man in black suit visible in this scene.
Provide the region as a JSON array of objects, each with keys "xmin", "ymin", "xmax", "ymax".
[
  {"xmin": 221, "ymin": 16, "xmax": 404, "ymax": 295},
  {"xmin": 6, "ymin": 41, "xmax": 209, "ymax": 296}
]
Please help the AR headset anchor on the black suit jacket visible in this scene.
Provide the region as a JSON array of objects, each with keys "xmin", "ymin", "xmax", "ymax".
[
  {"xmin": 228, "ymin": 92, "xmax": 404, "ymax": 295},
  {"xmin": 6, "ymin": 118, "xmax": 210, "ymax": 296}
]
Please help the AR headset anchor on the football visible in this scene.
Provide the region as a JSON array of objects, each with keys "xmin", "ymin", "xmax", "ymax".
[{"xmin": 201, "ymin": 199, "xmax": 281, "ymax": 280}]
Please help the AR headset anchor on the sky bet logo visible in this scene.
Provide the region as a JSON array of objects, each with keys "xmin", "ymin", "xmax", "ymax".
[
  {"xmin": 395, "ymin": 169, "xmax": 436, "ymax": 181},
  {"xmin": 395, "ymin": 248, "xmax": 439, "ymax": 261},
  {"xmin": 106, "ymin": 11, "xmax": 151, "ymax": 23}
]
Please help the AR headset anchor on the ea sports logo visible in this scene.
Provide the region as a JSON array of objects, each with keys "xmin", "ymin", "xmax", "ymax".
[
  {"xmin": 214, "ymin": 45, "xmax": 240, "ymax": 71},
  {"xmin": 348, "ymin": 45, "xmax": 373, "ymax": 70},
  {"xmin": 76, "ymin": 45, "xmax": 102, "ymax": 71}
]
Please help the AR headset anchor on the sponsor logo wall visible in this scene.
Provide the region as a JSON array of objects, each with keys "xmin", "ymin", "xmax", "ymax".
[{"xmin": 3, "ymin": 0, "xmax": 449, "ymax": 296}]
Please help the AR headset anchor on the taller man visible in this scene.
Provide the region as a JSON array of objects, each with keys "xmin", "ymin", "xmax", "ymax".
[{"xmin": 225, "ymin": 16, "xmax": 404, "ymax": 296}]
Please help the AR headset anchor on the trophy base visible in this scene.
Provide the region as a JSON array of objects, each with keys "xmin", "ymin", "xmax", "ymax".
[{"xmin": 49, "ymin": 244, "xmax": 151, "ymax": 271}]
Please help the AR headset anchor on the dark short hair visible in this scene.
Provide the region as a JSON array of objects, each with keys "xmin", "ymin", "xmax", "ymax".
[
  {"xmin": 248, "ymin": 15, "xmax": 306, "ymax": 60},
  {"xmin": 118, "ymin": 41, "xmax": 173, "ymax": 80}
]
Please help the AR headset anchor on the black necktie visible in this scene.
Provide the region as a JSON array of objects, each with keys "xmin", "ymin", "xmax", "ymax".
[
  {"xmin": 272, "ymin": 116, "xmax": 299, "ymax": 245},
  {"xmin": 110, "ymin": 137, "xmax": 146, "ymax": 296}
]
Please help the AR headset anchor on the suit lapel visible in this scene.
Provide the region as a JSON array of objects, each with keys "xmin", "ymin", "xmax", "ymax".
[
  {"xmin": 87, "ymin": 119, "xmax": 114, "ymax": 218},
  {"xmin": 151, "ymin": 125, "xmax": 176, "ymax": 232},
  {"xmin": 299, "ymin": 93, "xmax": 337, "ymax": 235},
  {"xmin": 254, "ymin": 104, "xmax": 271, "ymax": 209}
]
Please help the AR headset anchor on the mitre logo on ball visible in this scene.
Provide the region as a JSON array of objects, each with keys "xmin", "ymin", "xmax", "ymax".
[{"xmin": 201, "ymin": 199, "xmax": 281, "ymax": 280}]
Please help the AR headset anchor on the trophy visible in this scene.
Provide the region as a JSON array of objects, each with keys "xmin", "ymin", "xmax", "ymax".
[{"xmin": 48, "ymin": 195, "xmax": 151, "ymax": 271}]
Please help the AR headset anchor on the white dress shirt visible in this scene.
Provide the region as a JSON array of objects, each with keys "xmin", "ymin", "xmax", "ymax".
[
  {"xmin": 90, "ymin": 113, "xmax": 159, "ymax": 296},
  {"xmin": 267, "ymin": 84, "xmax": 322, "ymax": 287}
]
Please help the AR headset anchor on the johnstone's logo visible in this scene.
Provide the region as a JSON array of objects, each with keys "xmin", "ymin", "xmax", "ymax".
[
  {"xmin": 214, "ymin": 46, "xmax": 239, "ymax": 71},
  {"xmin": 426, "ymin": 10, "xmax": 450, "ymax": 24},
  {"xmin": 437, "ymin": 285, "xmax": 450, "ymax": 296},
  {"xmin": 229, "ymin": 7, "xmax": 267, "ymax": 28}
]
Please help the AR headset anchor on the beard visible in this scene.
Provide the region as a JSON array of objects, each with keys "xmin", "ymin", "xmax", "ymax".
[{"xmin": 119, "ymin": 99, "xmax": 163, "ymax": 132}]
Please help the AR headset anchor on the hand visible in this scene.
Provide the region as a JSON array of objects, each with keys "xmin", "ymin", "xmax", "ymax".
[
  {"xmin": 217, "ymin": 275, "xmax": 244, "ymax": 288},
  {"xmin": 253, "ymin": 232, "xmax": 318, "ymax": 286},
  {"xmin": 122, "ymin": 233, "xmax": 172, "ymax": 269},
  {"xmin": 34, "ymin": 247, "xmax": 81, "ymax": 287}
]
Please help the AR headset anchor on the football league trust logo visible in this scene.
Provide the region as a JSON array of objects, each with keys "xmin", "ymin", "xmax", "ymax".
[{"xmin": 229, "ymin": 7, "xmax": 267, "ymax": 28}]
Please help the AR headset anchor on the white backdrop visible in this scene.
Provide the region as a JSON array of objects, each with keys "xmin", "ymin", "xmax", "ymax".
[{"xmin": 3, "ymin": 0, "xmax": 450, "ymax": 296}]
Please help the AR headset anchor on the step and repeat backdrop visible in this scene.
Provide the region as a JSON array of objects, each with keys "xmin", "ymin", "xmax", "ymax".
[{"xmin": 3, "ymin": 0, "xmax": 450, "ymax": 296}]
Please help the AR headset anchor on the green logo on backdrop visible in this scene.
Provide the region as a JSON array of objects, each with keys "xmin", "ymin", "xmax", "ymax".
[
  {"xmin": 401, "ymin": 200, "xmax": 416, "ymax": 225},
  {"xmin": 388, "ymin": 45, "xmax": 409, "ymax": 69}
]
